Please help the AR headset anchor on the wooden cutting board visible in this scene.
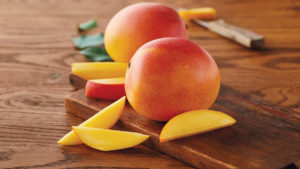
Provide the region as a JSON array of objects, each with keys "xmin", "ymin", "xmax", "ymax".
[{"xmin": 65, "ymin": 74, "xmax": 300, "ymax": 169}]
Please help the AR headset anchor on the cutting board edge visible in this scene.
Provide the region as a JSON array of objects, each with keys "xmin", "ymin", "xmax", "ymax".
[{"xmin": 64, "ymin": 89, "xmax": 238, "ymax": 169}]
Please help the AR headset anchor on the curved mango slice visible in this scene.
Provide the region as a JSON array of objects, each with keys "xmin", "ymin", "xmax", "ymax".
[
  {"xmin": 160, "ymin": 110, "xmax": 236, "ymax": 142},
  {"xmin": 57, "ymin": 96, "xmax": 126, "ymax": 145},
  {"xmin": 73, "ymin": 126, "xmax": 149, "ymax": 151}
]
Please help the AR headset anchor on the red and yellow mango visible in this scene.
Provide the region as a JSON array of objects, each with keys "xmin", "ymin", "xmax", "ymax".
[
  {"xmin": 104, "ymin": 2, "xmax": 188, "ymax": 62},
  {"xmin": 125, "ymin": 37, "xmax": 220, "ymax": 121}
]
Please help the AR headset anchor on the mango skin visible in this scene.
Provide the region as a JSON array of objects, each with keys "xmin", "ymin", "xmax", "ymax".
[
  {"xmin": 125, "ymin": 37, "xmax": 220, "ymax": 121},
  {"xmin": 85, "ymin": 78, "xmax": 125, "ymax": 100},
  {"xmin": 104, "ymin": 2, "xmax": 188, "ymax": 63}
]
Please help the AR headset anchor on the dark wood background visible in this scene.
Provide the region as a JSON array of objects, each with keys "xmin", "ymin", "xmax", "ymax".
[{"xmin": 0, "ymin": 0, "xmax": 299, "ymax": 168}]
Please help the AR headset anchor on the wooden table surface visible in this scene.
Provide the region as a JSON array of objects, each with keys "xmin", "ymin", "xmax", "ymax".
[{"xmin": 0, "ymin": 0, "xmax": 299, "ymax": 168}]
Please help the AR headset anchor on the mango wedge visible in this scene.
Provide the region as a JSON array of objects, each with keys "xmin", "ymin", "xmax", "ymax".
[
  {"xmin": 160, "ymin": 110, "xmax": 236, "ymax": 142},
  {"xmin": 178, "ymin": 7, "xmax": 217, "ymax": 21},
  {"xmin": 72, "ymin": 62, "xmax": 128, "ymax": 80},
  {"xmin": 86, "ymin": 78, "xmax": 125, "ymax": 100},
  {"xmin": 73, "ymin": 126, "xmax": 149, "ymax": 151},
  {"xmin": 57, "ymin": 96, "xmax": 126, "ymax": 145}
]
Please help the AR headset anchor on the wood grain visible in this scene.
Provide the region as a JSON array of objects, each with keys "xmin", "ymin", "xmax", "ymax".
[
  {"xmin": 0, "ymin": 90, "xmax": 192, "ymax": 169},
  {"xmin": 66, "ymin": 75, "xmax": 300, "ymax": 169},
  {"xmin": 0, "ymin": 0, "xmax": 300, "ymax": 168}
]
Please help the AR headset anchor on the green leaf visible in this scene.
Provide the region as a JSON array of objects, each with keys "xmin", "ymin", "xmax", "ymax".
[
  {"xmin": 72, "ymin": 33, "xmax": 104, "ymax": 49},
  {"xmin": 80, "ymin": 46, "xmax": 113, "ymax": 62},
  {"xmin": 78, "ymin": 19, "xmax": 98, "ymax": 31}
]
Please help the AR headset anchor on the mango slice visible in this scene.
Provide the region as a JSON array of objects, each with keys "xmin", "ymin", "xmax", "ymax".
[
  {"xmin": 178, "ymin": 7, "xmax": 217, "ymax": 21},
  {"xmin": 90, "ymin": 77, "xmax": 125, "ymax": 84},
  {"xmin": 86, "ymin": 77, "xmax": 125, "ymax": 100},
  {"xmin": 160, "ymin": 110, "xmax": 236, "ymax": 142},
  {"xmin": 57, "ymin": 96, "xmax": 126, "ymax": 145},
  {"xmin": 73, "ymin": 126, "xmax": 149, "ymax": 151},
  {"xmin": 72, "ymin": 62, "xmax": 127, "ymax": 80}
]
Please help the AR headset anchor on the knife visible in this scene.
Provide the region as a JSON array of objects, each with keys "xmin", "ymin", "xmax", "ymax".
[
  {"xmin": 178, "ymin": 8, "xmax": 264, "ymax": 48},
  {"xmin": 193, "ymin": 19, "xmax": 264, "ymax": 48}
]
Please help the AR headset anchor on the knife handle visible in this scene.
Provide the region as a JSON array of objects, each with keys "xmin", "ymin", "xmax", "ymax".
[{"xmin": 193, "ymin": 19, "xmax": 264, "ymax": 48}]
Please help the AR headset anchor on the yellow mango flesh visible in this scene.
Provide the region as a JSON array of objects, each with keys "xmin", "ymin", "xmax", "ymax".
[
  {"xmin": 90, "ymin": 77, "xmax": 124, "ymax": 84},
  {"xmin": 160, "ymin": 110, "xmax": 236, "ymax": 142},
  {"xmin": 72, "ymin": 62, "xmax": 128, "ymax": 80},
  {"xmin": 178, "ymin": 7, "xmax": 217, "ymax": 21},
  {"xmin": 57, "ymin": 96, "xmax": 126, "ymax": 145},
  {"xmin": 73, "ymin": 126, "xmax": 149, "ymax": 151}
]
